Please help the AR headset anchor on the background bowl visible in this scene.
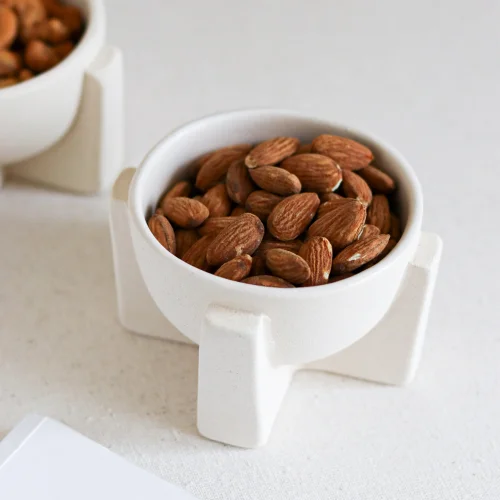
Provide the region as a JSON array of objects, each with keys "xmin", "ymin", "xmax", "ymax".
[
  {"xmin": 128, "ymin": 109, "xmax": 423, "ymax": 365},
  {"xmin": 0, "ymin": 0, "xmax": 105, "ymax": 166}
]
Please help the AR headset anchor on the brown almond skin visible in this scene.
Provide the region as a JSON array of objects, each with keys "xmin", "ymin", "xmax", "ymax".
[
  {"xmin": 249, "ymin": 166, "xmax": 301, "ymax": 196},
  {"xmin": 242, "ymin": 275, "xmax": 295, "ymax": 288},
  {"xmin": 19, "ymin": 68, "xmax": 33, "ymax": 81},
  {"xmin": 358, "ymin": 224, "xmax": 380, "ymax": 241},
  {"xmin": 307, "ymin": 199, "xmax": 366, "ymax": 250},
  {"xmin": 161, "ymin": 197, "xmax": 209, "ymax": 228},
  {"xmin": 182, "ymin": 234, "xmax": 215, "ymax": 271},
  {"xmin": 245, "ymin": 137, "xmax": 300, "ymax": 168},
  {"xmin": 311, "ymin": 134, "xmax": 374, "ymax": 171},
  {"xmin": 317, "ymin": 197, "xmax": 355, "ymax": 218},
  {"xmin": 0, "ymin": 49, "xmax": 21, "ymax": 76},
  {"xmin": 226, "ymin": 159, "xmax": 255, "ymax": 204},
  {"xmin": 245, "ymin": 190, "xmax": 283, "ymax": 221},
  {"xmin": 164, "ymin": 180, "xmax": 192, "ymax": 199},
  {"xmin": 332, "ymin": 234, "xmax": 390, "ymax": 274},
  {"xmin": 215, "ymin": 254, "xmax": 252, "ymax": 281},
  {"xmin": 198, "ymin": 216, "xmax": 235, "ymax": 236},
  {"xmin": 358, "ymin": 165, "xmax": 395, "ymax": 194},
  {"xmin": 148, "ymin": 214, "xmax": 176, "ymax": 254},
  {"xmin": 320, "ymin": 192, "xmax": 344, "ymax": 203},
  {"xmin": 0, "ymin": 6, "xmax": 18, "ymax": 50},
  {"xmin": 367, "ymin": 194, "xmax": 391, "ymax": 233},
  {"xmin": 390, "ymin": 214, "xmax": 401, "ymax": 241},
  {"xmin": 266, "ymin": 248, "xmax": 311, "ymax": 285},
  {"xmin": 280, "ymin": 154, "xmax": 342, "ymax": 193},
  {"xmin": 201, "ymin": 183, "xmax": 232, "ymax": 217},
  {"xmin": 231, "ymin": 206, "xmax": 246, "ymax": 217},
  {"xmin": 25, "ymin": 40, "xmax": 59, "ymax": 72},
  {"xmin": 196, "ymin": 145, "xmax": 252, "ymax": 191},
  {"xmin": 0, "ymin": 76, "xmax": 17, "ymax": 87},
  {"xmin": 366, "ymin": 238, "xmax": 397, "ymax": 268},
  {"xmin": 299, "ymin": 236, "xmax": 333, "ymax": 286},
  {"xmin": 258, "ymin": 239, "xmax": 303, "ymax": 257},
  {"xmin": 52, "ymin": 40, "xmax": 73, "ymax": 60},
  {"xmin": 342, "ymin": 169, "xmax": 373, "ymax": 206},
  {"xmin": 206, "ymin": 213, "xmax": 265, "ymax": 266},
  {"xmin": 250, "ymin": 253, "xmax": 267, "ymax": 276},
  {"xmin": 268, "ymin": 192, "xmax": 320, "ymax": 241},
  {"xmin": 175, "ymin": 229, "xmax": 199, "ymax": 258},
  {"xmin": 295, "ymin": 143, "xmax": 312, "ymax": 154}
]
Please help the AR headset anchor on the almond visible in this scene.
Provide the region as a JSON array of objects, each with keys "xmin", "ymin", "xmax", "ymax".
[
  {"xmin": 201, "ymin": 183, "xmax": 232, "ymax": 217},
  {"xmin": 163, "ymin": 180, "xmax": 192, "ymax": 199},
  {"xmin": 295, "ymin": 143, "xmax": 312, "ymax": 154},
  {"xmin": 175, "ymin": 229, "xmax": 199, "ymax": 258},
  {"xmin": 226, "ymin": 159, "xmax": 255, "ymax": 204},
  {"xmin": 365, "ymin": 238, "xmax": 397, "ymax": 268},
  {"xmin": 250, "ymin": 254, "xmax": 267, "ymax": 276},
  {"xmin": 245, "ymin": 137, "xmax": 300, "ymax": 168},
  {"xmin": 148, "ymin": 214, "xmax": 176, "ymax": 254},
  {"xmin": 317, "ymin": 197, "xmax": 354, "ymax": 218},
  {"xmin": 196, "ymin": 144, "xmax": 252, "ymax": 191},
  {"xmin": 242, "ymin": 275, "xmax": 294, "ymax": 288},
  {"xmin": 0, "ymin": 76, "xmax": 17, "ymax": 88},
  {"xmin": 341, "ymin": 169, "xmax": 372, "ymax": 206},
  {"xmin": 299, "ymin": 236, "xmax": 332, "ymax": 286},
  {"xmin": 358, "ymin": 165, "xmax": 395, "ymax": 194},
  {"xmin": 0, "ymin": 49, "xmax": 21, "ymax": 76},
  {"xmin": 280, "ymin": 154, "xmax": 342, "ymax": 193},
  {"xmin": 320, "ymin": 192, "xmax": 345, "ymax": 203},
  {"xmin": 268, "ymin": 192, "xmax": 320, "ymax": 241},
  {"xmin": 249, "ymin": 166, "xmax": 301, "ymax": 196},
  {"xmin": 215, "ymin": 254, "xmax": 253, "ymax": 281},
  {"xmin": 311, "ymin": 134, "xmax": 373, "ymax": 171},
  {"xmin": 367, "ymin": 194, "xmax": 391, "ymax": 233},
  {"xmin": 25, "ymin": 40, "xmax": 58, "ymax": 72},
  {"xmin": 390, "ymin": 214, "xmax": 401, "ymax": 241},
  {"xmin": 332, "ymin": 234, "xmax": 390, "ymax": 274},
  {"xmin": 245, "ymin": 190, "xmax": 283, "ymax": 220},
  {"xmin": 231, "ymin": 206, "xmax": 246, "ymax": 217},
  {"xmin": 266, "ymin": 249, "xmax": 311, "ymax": 285},
  {"xmin": 308, "ymin": 199, "xmax": 366, "ymax": 250},
  {"xmin": 198, "ymin": 216, "xmax": 235, "ymax": 236},
  {"xmin": 206, "ymin": 213, "xmax": 265, "ymax": 266},
  {"xmin": 0, "ymin": 7, "xmax": 18, "ymax": 50},
  {"xmin": 161, "ymin": 197, "xmax": 209, "ymax": 228},
  {"xmin": 358, "ymin": 224, "xmax": 380, "ymax": 241},
  {"xmin": 182, "ymin": 234, "xmax": 215, "ymax": 271},
  {"xmin": 258, "ymin": 238, "xmax": 303, "ymax": 257}
]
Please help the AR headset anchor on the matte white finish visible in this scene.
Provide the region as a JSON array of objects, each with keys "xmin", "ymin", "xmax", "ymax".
[
  {"xmin": 110, "ymin": 110, "xmax": 442, "ymax": 447},
  {"xmin": 0, "ymin": 0, "xmax": 124, "ymax": 194},
  {"xmin": 0, "ymin": 415, "xmax": 198, "ymax": 499}
]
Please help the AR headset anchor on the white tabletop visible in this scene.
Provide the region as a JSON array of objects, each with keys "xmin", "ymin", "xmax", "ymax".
[{"xmin": 1, "ymin": 0, "xmax": 499, "ymax": 498}]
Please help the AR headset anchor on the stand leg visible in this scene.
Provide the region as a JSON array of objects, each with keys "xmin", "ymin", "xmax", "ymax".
[
  {"xmin": 308, "ymin": 232, "xmax": 443, "ymax": 385},
  {"xmin": 109, "ymin": 168, "xmax": 190, "ymax": 344},
  {"xmin": 197, "ymin": 305, "xmax": 294, "ymax": 448},
  {"xmin": 9, "ymin": 46, "xmax": 124, "ymax": 194}
]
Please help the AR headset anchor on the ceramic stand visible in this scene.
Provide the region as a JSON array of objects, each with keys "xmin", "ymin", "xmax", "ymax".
[
  {"xmin": 2, "ymin": 45, "xmax": 123, "ymax": 194},
  {"xmin": 110, "ymin": 168, "xmax": 442, "ymax": 448}
]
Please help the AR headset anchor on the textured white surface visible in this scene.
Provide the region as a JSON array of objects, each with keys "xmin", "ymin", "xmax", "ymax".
[{"xmin": 0, "ymin": 0, "xmax": 499, "ymax": 498}]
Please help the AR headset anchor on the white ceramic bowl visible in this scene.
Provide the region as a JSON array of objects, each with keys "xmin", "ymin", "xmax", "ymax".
[
  {"xmin": 128, "ymin": 109, "xmax": 423, "ymax": 366},
  {"xmin": 0, "ymin": 0, "xmax": 105, "ymax": 165}
]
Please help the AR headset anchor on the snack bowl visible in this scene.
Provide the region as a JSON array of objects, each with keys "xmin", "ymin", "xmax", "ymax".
[{"xmin": 0, "ymin": 0, "xmax": 105, "ymax": 165}]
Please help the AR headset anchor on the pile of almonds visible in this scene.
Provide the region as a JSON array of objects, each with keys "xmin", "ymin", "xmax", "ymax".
[
  {"xmin": 0, "ymin": 0, "xmax": 83, "ymax": 88},
  {"xmin": 148, "ymin": 134, "xmax": 401, "ymax": 288}
]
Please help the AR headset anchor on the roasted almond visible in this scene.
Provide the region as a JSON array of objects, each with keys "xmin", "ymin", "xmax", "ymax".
[
  {"xmin": 308, "ymin": 199, "xmax": 366, "ymax": 250},
  {"xmin": 0, "ymin": 6, "xmax": 18, "ymax": 50},
  {"xmin": 311, "ymin": 134, "xmax": 373, "ymax": 171},
  {"xmin": 215, "ymin": 254, "xmax": 252, "ymax": 281},
  {"xmin": 206, "ymin": 213, "xmax": 265, "ymax": 266},
  {"xmin": 201, "ymin": 183, "xmax": 232, "ymax": 217},
  {"xmin": 242, "ymin": 275, "xmax": 294, "ymax": 288},
  {"xmin": 163, "ymin": 180, "xmax": 192, "ymax": 199},
  {"xmin": 268, "ymin": 192, "xmax": 320, "ymax": 241},
  {"xmin": 250, "ymin": 254, "xmax": 267, "ymax": 276},
  {"xmin": 341, "ymin": 169, "xmax": 372, "ymax": 206},
  {"xmin": 358, "ymin": 224, "xmax": 380, "ymax": 241},
  {"xmin": 390, "ymin": 214, "xmax": 401, "ymax": 241},
  {"xmin": 196, "ymin": 144, "xmax": 252, "ymax": 191},
  {"xmin": 365, "ymin": 238, "xmax": 397, "ymax": 268},
  {"xmin": 226, "ymin": 159, "xmax": 255, "ymax": 204},
  {"xmin": 249, "ymin": 165, "xmax": 301, "ymax": 196},
  {"xmin": 161, "ymin": 197, "xmax": 209, "ymax": 228},
  {"xmin": 182, "ymin": 234, "xmax": 215, "ymax": 271},
  {"xmin": 320, "ymin": 192, "xmax": 345, "ymax": 203},
  {"xmin": 230, "ymin": 206, "xmax": 246, "ymax": 217},
  {"xmin": 295, "ymin": 143, "xmax": 312, "ymax": 154},
  {"xmin": 148, "ymin": 214, "xmax": 176, "ymax": 254},
  {"xmin": 299, "ymin": 236, "xmax": 332, "ymax": 286},
  {"xmin": 245, "ymin": 190, "xmax": 283, "ymax": 220},
  {"xmin": 0, "ymin": 49, "xmax": 21, "ymax": 76},
  {"xmin": 198, "ymin": 216, "xmax": 235, "ymax": 236},
  {"xmin": 245, "ymin": 137, "xmax": 300, "ymax": 168},
  {"xmin": 332, "ymin": 234, "xmax": 390, "ymax": 274},
  {"xmin": 317, "ymin": 197, "xmax": 354, "ymax": 218},
  {"xmin": 358, "ymin": 165, "xmax": 395, "ymax": 194},
  {"xmin": 175, "ymin": 229, "xmax": 199, "ymax": 258},
  {"xmin": 258, "ymin": 238, "xmax": 303, "ymax": 257},
  {"xmin": 367, "ymin": 194, "xmax": 391, "ymax": 233},
  {"xmin": 280, "ymin": 154, "xmax": 342, "ymax": 193},
  {"xmin": 266, "ymin": 249, "xmax": 311, "ymax": 285},
  {"xmin": 24, "ymin": 40, "xmax": 59, "ymax": 73}
]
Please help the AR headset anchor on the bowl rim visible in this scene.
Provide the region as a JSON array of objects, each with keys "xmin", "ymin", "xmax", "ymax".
[
  {"xmin": 129, "ymin": 108, "xmax": 424, "ymax": 298},
  {"xmin": 0, "ymin": 0, "xmax": 105, "ymax": 98}
]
